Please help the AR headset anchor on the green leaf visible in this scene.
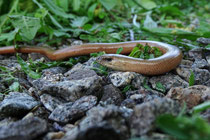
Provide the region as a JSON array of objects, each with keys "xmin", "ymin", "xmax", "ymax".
[
  {"xmin": 0, "ymin": 28, "xmax": 19, "ymax": 42},
  {"xmin": 189, "ymin": 70, "xmax": 195, "ymax": 86},
  {"xmin": 53, "ymin": 30, "xmax": 71, "ymax": 37},
  {"xmin": 88, "ymin": 3, "xmax": 97, "ymax": 18},
  {"xmin": 99, "ymin": 0, "xmax": 118, "ymax": 10},
  {"xmin": 73, "ymin": 0, "xmax": 81, "ymax": 11},
  {"xmin": 0, "ymin": 66, "xmax": 8, "ymax": 72},
  {"xmin": 142, "ymin": 27, "xmax": 199, "ymax": 40},
  {"xmin": 193, "ymin": 101, "xmax": 210, "ymax": 114},
  {"xmin": 155, "ymin": 82, "xmax": 166, "ymax": 93},
  {"xmin": 122, "ymin": 85, "xmax": 132, "ymax": 93},
  {"xmin": 143, "ymin": 78, "xmax": 151, "ymax": 90},
  {"xmin": 205, "ymin": 44, "xmax": 210, "ymax": 50},
  {"xmin": 90, "ymin": 51, "xmax": 106, "ymax": 57},
  {"xmin": 156, "ymin": 114, "xmax": 210, "ymax": 140},
  {"xmin": 16, "ymin": 55, "xmax": 41, "ymax": 79},
  {"xmin": 116, "ymin": 47, "xmax": 123, "ymax": 54},
  {"xmin": 43, "ymin": 0, "xmax": 74, "ymax": 18},
  {"xmin": 159, "ymin": 6, "xmax": 183, "ymax": 16},
  {"xmin": 137, "ymin": 0, "xmax": 157, "ymax": 10},
  {"xmin": 129, "ymin": 46, "xmax": 141, "ymax": 58},
  {"xmin": 144, "ymin": 12, "xmax": 157, "ymax": 28},
  {"xmin": 10, "ymin": 15, "xmax": 41, "ymax": 41},
  {"xmin": 156, "ymin": 114, "xmax": 188, "ymax": 139},
  {"xmin": 196, "ymin": 20, "xmax": 210, "ymax": 37},
  {"xmin": 33, "ymin": 0, "xmax": 63, "ymax": 29},
  {"xmin": 9, "ymin": 82, "xmax": 20, "ymax": 92},
  {"xmin": 71, "ymin": 16, "xmax": 89, "ymax": 28}
]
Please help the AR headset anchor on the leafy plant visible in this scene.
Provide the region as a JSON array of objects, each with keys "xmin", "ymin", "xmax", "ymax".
[
  {"xmin": 0, "ymin": 66, "xmax": 20, "ymax": 93},
  {"xmin": 155, "ymin": 82, "xmax": 166, "ymax": 93},
  {"xmin": 156, "ymin": 102, "xmax": 210, "ymax": 140},
  {"xmin": 16, "ymin": 54, "xmax": 41, "ymax": 79},
  {"xmin": 189, "ymin": 70, "xmax": 195, "ymax": 86},
  {"xmin": 129, "ymin": 44, "xmax": 163, "ymax": 59}
]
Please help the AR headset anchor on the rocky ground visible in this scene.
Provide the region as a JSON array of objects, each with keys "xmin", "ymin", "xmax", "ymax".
[{"xmin": 0, "ymin": 38, "xmax": 210, "ymax": 140}]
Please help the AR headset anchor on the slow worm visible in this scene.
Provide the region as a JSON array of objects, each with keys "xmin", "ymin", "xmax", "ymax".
[{"xmin": 0, "ymin": 40, "xmax": 182, "ymax": 75}]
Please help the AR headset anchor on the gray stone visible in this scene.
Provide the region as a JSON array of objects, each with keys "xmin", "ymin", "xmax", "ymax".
[
  {"xmin": 121, "ymin": 99, "xmax": 136, "ymax": 109},
  {"xmin": 0, "ymin": 118, "xmax": 17, "ymax": 127},
  {"xmin": 0, "ymin": 92, "xmax": 39, "ymax": 117},
  {"xmin": 40, "ymin": 94, "xmax": 64, "ymax": 112},
  {"xmin": 42, "ymin": 67, "xmax": 67, "ymax": 76},
  {"xmin": 0, "ymin": 84, "xmax": 6, "ymax": 94},
  {"xmin": 149, "ymin": 73, "xmax": 188, "ymax": 92},
  {"xmin": 197, "ymin": 37, "xmax": 210, "ymax": 45},
  {"xmin": 28, "ymin": 53, "xmax": 50, "ymax": 61},
  {"xmin": 176, "ymin": 67, "xmax": 210, "ymax": 85},
  {"xmin": 65, "ymin": 69, "xmax": 97, "ymax": 80},
  {"xmin": 192, "ymin": 59, "xmax": 210, "ymax": 69},
  {"xmin": 62, "ymin": 105, "xmax": 130, "ymax": 140},
  {"xmin": 125, "ymin": 87, "xmax": 164, "ymax": 106},
  {"xmin": 167, "ymin": 85, "xmax": 210, "ymax": 108},
  {"xmin": 0, "ymin": 117, "xmax": 47, "ymax": 140},
  {"xmin": 188, "ymin": 48, "xmax": 203, "ymax": 60},
  {"xmin": 33, "ymin": 75, "xmax": 103, "ymax": 102},
  {"xmin": 179, "ymin": 60, "xmax": 193, "ymax": 68},
  {"xmin": 0, "ymin": 93, "xmax": 4, "ymax": 102},
  {"xmin": 44, "ymin": 131, "xmax": 65, "ymax": 140},
  {"xmin": 201, "ymin": 109, "xmax": 210, "ymax": 123},
  {"xmin": 101, "ymin": 84, "xmax": 124, "ymax": 106},
  {"xmin": 108, "ymin": 72, "xmax": 135, "ymax": 87},
  {"xmin": 131, "ymin": 74, "xmax": 147, "ymax": 89},
  {"xmin": 49, "ymin": 96, "xmax": 97, "ymax": 123},
  {"xmin": 130, "ymin": 98, "xmax": 181, "ymax": 136},
  {"xmin": 138, "ymin": 133, "xmax": 173, "ymax": 140},
  {"xmin": 206, "ymin": 54, "xmax": 210, "ymax": 65}
]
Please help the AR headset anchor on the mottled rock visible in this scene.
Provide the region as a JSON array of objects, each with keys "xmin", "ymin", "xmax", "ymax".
[
  {"xmin": 0, "ymin": 92, "xmax": 39, "ymax": 117},
  {"xmin": 44, "ymin": 131, "xmax": 65, "ymax": 140},
  {"xmin": 62, "ymin": 105, "xmax": 131, "ymax": 140},
  {"xmin": 167, "ymin": 85, "xmax": 210, "ymax": 108},
  {"xmin": 0, "ymin": 93, "xmax": 4, "ymax": 102},
  {"xmin": 188, "ymin": 48, "xmax": 203, "ymax": 60},
  {"xmin": 108, "ymin": 72, "xmax": 135, "ymax": 87},
  {"xmin": 33, "ymin": 107, "xmax": 50, "ymax": 120},
  {"xmin": 33, "ymin": 75, "xmax": 103, "ymax": 102},
  {"xmin": 180, "ymin": 59, "xmax": 193, "ymax": 67},
  {"xmin": 201, "ymin": 109, "xmax": 210, "ymax": 123},
  {"xmin": 49, "ymin": 96, "xmax": 97, "ymax": 123},
  {"xmin": 131, "ymin": 74, "xmax": 147, "ymax": 89},
  {"xmin": 101, "ymin": 84, "xmax": 124, "ymax": 106},
  {"xmin": 42, "ymin": 67, "xmax": 67, "ymax": 76},
  {"xmin": 40, "ymin": 94, "xmax": 64, "ymax": 112},
  {"xmin": 176, "ymin": 67, "xmax": 210, "ymax": 85},
  {"xmin": 130, "ymin": 98, "xmax": 181, "ymax": 136},
  {"xmin": 28, "ymin": 53, "xmax": 50, "ymax": 61},
  {"xmin": 138, "ymin": 133, "xmax": 173, "ymax": 140},
  {"xmin": 0, "ymin": 84, "xmax": 6, "ymax": 94},
  {"xmin": 192, "ymin": 59, "xmax": 210, "ymax": 69},
  {"xmin": 0, "ymin": 118, "xmax": 17, "ymax": 127},
  {"xmin": 0, "ymin": 117, "xmax": 47, "ymax": 140},
  {"xmin": 125, "ymin": 87, "xmax": 164, "ymax": 106},
  {"xmin": 197, "ymin": 37, "xmax": 210, "ymax": 45},
  {"xmin": 65, "ymin": 69, "xmax": 97, "ymax": 80},
  {"xmin": 149, "ymin": 73, "xmax": 188, "ymax": 92},
  {"xmin": 206, "ymin": 55, "xmax": 210, "ymax": 65},
  {"xmin": 121, "ymin": 99, "xmax": 136, "ymax": 109}
]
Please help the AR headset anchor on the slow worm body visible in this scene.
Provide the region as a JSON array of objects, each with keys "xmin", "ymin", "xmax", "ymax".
[{"xmin": 0, "ymin": 40, "xmax": 182, "ymax": 75}]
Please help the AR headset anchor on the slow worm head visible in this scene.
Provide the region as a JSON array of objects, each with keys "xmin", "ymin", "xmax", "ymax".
[{"xmin": 96, "ymin": 41, "xmax": 182, "ymax": 75}]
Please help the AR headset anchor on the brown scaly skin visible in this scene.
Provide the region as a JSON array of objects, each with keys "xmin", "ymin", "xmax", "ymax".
[{"xmin": 0, "ymin": 40, "xmax": 182, "ymax": 75}]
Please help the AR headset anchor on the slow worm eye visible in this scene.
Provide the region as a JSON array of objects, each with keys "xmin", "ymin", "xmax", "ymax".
[{"xmin": 103, "ymin": 57, "xmax": 112, "ymax": 62}]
